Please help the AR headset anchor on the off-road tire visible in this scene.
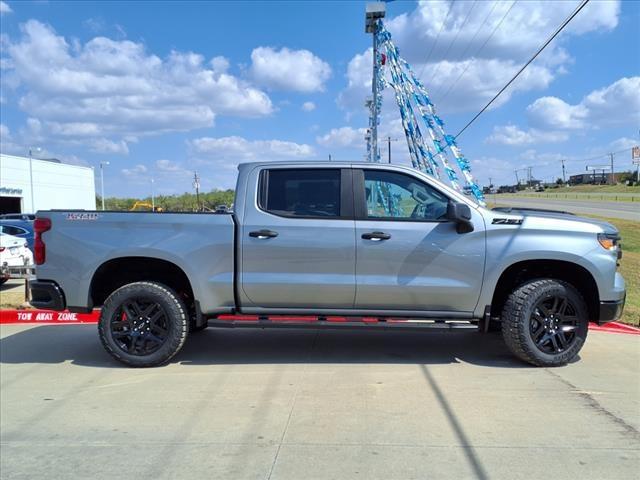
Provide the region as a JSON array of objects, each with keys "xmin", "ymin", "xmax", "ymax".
[
  {"xmin": 501, "ymin": 279, "xmax": 588, "ymax": 367},
  {"xmin": 99, "ymin": 281, "xmax": 189, "ymax": 367}
]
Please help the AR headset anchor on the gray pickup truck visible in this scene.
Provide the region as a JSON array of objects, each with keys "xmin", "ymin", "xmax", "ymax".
[{"xmin": 30, "ymin": 162, "xmax": 626, "ymax": 367}]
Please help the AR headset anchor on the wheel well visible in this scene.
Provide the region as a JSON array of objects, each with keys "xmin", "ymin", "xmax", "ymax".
[
  {"xmin": 490, "ymin": 260, "xmax": 599, "ymax": 321},
  {"xmin": 90, "ymin": 257, "xmax": 195, "ymax": 311}
]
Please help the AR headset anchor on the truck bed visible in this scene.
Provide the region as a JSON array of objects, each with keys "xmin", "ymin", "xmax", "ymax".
[{"xmin": 35, "ymin": 211, "xmax": 236, "ymax": 313}]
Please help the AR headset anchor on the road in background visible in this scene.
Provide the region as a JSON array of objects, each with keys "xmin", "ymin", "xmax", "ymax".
[
  {"xmin": 1, "ymin": 325, "xmax": 638, "ymax": 479},
  {"xmin": 488, "ymin": 195, "xmax": 640, "ymax": 221}
]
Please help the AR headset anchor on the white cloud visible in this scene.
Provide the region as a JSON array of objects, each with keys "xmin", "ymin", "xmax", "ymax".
[
  {"xmin": 301, "ymin": 101, "xmax": 316, "ymax": 112},
  {"xmin": 88, "ymin": 138, "xmax": 129, "ymax": 155},
  {"xmin": 526, "ymin": 96, "xmax": 588, "ymax": 129},
  {"xmin": 122, "ymin": 164, "xmax": 147, "ymax": 178},
  {"xmin": 250, "ymin": 47, "xmax": 331, "ymax": 92},
  {"xmin": 339, "ymin": 1, "xmax": 621, "ymax": 114},
  {"xmin": 608, "ymin": 137, "xmax": 639, "ymax": 152},
  {"xmin": 155, "ymin": 159, "xmax": 191, "ymax": 177},
  {"xmin": 1, "ymin": 20, "xmax": 274, "ymax": 148},
  {"xmin": 188, "ymin": 135, "xmax": 314, "ymax": 162},
  {"xmin": 527, "ymin": 77, "xmax": 640, "ymax": 130},
  {"xmin": 486, "ymin": 125, "xmax": 569, "ymax": 146},
  {"xmin": 0, "ymin": 123, "xmax": 11, "ymax": 141},
  {"xmin": 0, "ymin": 1, "xmax": 12, "ymax": 15},
  {"xmin": 316, "ymin": 127, "xmax": 367, "ymax": 149},
  {"xmin": 486, "ymin": 77, "xmax": 640, "ymax": 146}
]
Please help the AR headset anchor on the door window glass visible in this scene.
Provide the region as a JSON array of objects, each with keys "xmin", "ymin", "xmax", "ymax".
[
  {"xmin": 262, "ymin": 169, "xmax": 341, "ymax": 218},
  {"xmin": 1, "ymin": 225, "xmax": 26, "ymax": 235},
  {"xmin": 364, "ymin": 170, "xmax": 449, "ymax": 221}
]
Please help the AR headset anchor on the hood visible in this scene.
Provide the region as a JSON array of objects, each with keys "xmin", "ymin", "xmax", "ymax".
[{"xmin": 489, "ymin": 207, "xmax": 618, "ymax": 235}]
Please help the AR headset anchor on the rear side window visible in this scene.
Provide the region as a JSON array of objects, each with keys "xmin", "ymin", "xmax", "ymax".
[{"xmin": 260, "ymin": 169, "xmax": 341, "ymax": 218}]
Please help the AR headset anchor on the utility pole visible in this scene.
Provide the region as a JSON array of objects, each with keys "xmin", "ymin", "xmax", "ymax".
[
  {"xmin": 514, "ymin": 169, "xmax": 520, "ymax": 185},
  {"xmin": 561, "ymin": 159, "xmax": 566, "ymax": 183},
  {"xmin": 193, "ymin": 172, "xmax": 201, "ymax": 212},
  {"xmin": 151, "ymin": 178, "xmax": 155, "ymax": 211},
  {"xmin": 386, "ymin": 137, "xmax": 398, "ymax": 163},
  {"xmin": 99, "ymin": 161, "xmax": 110, "ymax": 211},
  {"xmin": 488, "ymin": 177, "xmax": 493, "ymax": 188},
  {"xmin": 609, "ymin": 152, "xmax": 615, "ymax": 185},
  {"xmin": 365, "ymin": 3, "xmax": 385, "ymax": 162}
]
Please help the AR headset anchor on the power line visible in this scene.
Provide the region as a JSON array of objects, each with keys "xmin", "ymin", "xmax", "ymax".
[
  {"xmin": 432, "ymin": 0, "xmax": 501, "ymax": 100},
  {"xmin": 427, "ymin": 0, "xmax": 478, "ymax": 87},
  {"xmin": 439, "ymin": 0, "xmax": 518, "ymax": 104},
  {"xmin": 455, "ymin": 0, "xmax": 591, "ymax": 139},
  {"xmin": 418, "ymin": 0, "xmax": 456, "ymax": 80}
]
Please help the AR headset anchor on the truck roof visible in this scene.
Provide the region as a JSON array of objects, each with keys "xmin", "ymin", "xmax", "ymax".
[{"xmin": 237, "ymin": 160, "xmax": 420, "ymax": 171}]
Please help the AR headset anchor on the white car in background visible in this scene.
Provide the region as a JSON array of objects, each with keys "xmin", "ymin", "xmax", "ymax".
[{"xmin": 0, "ymin": 233, "xmax": 33, "ymax": 285}]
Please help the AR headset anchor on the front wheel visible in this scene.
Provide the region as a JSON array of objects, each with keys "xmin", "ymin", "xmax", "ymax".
[
  {"xmin": 98, "ymin": 281, "xmax": 189, "ymax": 367},
  {"xmin": 501, "ymin": 279, "xmax": 589, "ymax": 367}
]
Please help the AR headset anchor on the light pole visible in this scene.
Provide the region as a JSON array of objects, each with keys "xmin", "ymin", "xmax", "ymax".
[
  {"xmin": 28, "ymin": 147, "xmax": 41, "ymax": 212},
  {"xmin": 100, "ymin": 161, "xmax": 110, "ymax": 210},
  {"xmin": 366, "ymin": 2, "xmax": 386, "ymax": 162}
]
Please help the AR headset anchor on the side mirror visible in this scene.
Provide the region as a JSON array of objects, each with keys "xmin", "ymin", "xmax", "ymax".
[{"xmin": 447, "ymin": 202, "xmax": 474, "ymax": 233}]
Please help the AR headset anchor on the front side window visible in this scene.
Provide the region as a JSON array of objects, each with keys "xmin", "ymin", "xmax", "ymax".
[
  {"xmin": 261, "ymin": 169, "xmax": 341, "ymax": 218},
  {"xmin": 364, "ymin": 170, "xmax": 449, "ymax": 221}
]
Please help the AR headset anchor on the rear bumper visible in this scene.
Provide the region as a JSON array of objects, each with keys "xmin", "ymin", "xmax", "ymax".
[{"xmin": 29, "ymin": 280, "xmax": 66, "ymax": 311}]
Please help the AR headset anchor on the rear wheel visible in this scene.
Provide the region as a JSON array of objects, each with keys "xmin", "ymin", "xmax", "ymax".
[
  {"xmin": 98, "ymin": 281, "xmax": 188, "ymax": 367},
  {"xmin": 501, "ymin": 279, "xmax": 588, "ymax": 367}
]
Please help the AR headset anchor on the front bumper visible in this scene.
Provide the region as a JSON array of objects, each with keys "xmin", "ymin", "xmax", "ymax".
[
  {"xmin": 29, "ymin": 280, "xmax": 66, "ymax": 311},
  {"xmin": 598, "ymin": 295, "xmax": 625, "ymax": 325}
]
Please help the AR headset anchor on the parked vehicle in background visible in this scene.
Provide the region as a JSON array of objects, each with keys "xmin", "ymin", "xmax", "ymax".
[
  {"xmin": 0, "ymin": 232, "xmax": 33, "ymax": 284},
  {"xmin": 0, "ymin": 220, "xmax": 34, "ymax": 251},
  {"xmin": 0, "ymin": 213, "xmax": 36, "ymax": 221},
  {"xmin": 30, "ymin": 161, "xmax": 626, "ymax": 368}
]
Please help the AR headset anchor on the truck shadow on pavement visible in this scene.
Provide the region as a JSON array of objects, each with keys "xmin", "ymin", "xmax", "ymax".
[{"xmin": 0, "ymin": 325, "xmax": 548, "ymax": 369}]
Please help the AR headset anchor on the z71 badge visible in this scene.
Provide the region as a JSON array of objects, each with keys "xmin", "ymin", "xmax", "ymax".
[
  {"xmin": 492, "ymin": 218, "xmax": 523, "ymax": 225},
  {"xmin": 66, "ymin": 213, "xmax": 99, "ymax": 221}
]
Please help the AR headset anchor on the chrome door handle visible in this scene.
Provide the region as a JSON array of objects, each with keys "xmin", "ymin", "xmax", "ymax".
[
  {"xmin": 249, "ymin": 229, "xmax": 279, "ymax": 239},
  {"xmin": 361, "ymin": 231, "xmax": 391, "ymax": 241}
]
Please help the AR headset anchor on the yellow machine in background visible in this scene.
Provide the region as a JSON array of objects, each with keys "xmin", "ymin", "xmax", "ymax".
[{"xmin": 129, "ymin": 201, "xmax": 163, "ymax": 212}]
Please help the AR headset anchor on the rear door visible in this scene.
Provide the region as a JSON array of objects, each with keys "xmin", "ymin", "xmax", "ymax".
[
  {"xmin": 353, "ymin": 168, "xmax": 485, "ymax": 313},
  {"xmin": 240, "ymin": 167, "xmax": 356, "ymax": 309}
]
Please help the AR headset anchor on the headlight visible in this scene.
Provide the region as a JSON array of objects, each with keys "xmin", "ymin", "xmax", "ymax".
[{"xmin": 598, "ymin": 233, "xmax": 622, "ymax": 259}]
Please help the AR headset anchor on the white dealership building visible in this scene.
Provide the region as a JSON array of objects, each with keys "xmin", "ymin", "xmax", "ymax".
[{"xmin": 0, "ymin": 154, "xmax": 96, "ymax": 214}]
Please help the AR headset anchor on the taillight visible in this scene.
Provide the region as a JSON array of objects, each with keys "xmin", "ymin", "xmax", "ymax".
[
  {"xmin": 0, "ymin": 247, "xmax": 5, "ymax": 252},
  {"xmin": 34, "ymin": 217, "xmax": 52, "ymax": 265}
]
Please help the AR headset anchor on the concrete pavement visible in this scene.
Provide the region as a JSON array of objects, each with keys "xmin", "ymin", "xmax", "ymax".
[
  {"xmin": 488, "ymin": 195, "xmax": 640, "ymax": 221},
  {"xmin": 1, "ymin": 325, "xmax": 639, "ymax": 479}
]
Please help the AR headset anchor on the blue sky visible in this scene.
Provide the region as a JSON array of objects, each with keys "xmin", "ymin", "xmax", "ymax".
[{"xmin": 1, "ymin": 0, "xmax": 638, "ymax": 197}]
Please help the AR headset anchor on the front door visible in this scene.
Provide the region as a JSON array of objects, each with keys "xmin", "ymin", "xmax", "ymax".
[
  {"xmin": 240, "ymin": 167, "xmax": 356, "ymax": 309},
  {"xmin": 354, "ymin": 168, "xmax": 485, "ymax": 313}
]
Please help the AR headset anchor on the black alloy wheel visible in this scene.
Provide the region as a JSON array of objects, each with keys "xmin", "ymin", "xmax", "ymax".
[
  {"xmin": 529, "ymin": 294, "xmax": 579, "ymax": 354},
  {"xmin": 110, "ymin": 298, "xmax": 170, "ymax": 355}
]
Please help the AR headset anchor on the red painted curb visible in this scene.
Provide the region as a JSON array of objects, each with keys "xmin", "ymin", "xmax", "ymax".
[
  {"xmin": 588, "ymin": 321, "xmax": 640, "ymax": 335},
  {"xmin": 0, "ymin": 309, "xmax": 100, "ymax": 324},
  {"xmin": 1, "ymin": 309, "xmax": 639, "ymax": 335}
]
